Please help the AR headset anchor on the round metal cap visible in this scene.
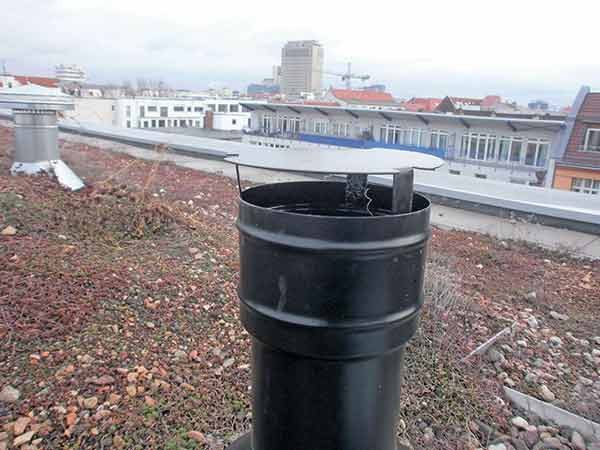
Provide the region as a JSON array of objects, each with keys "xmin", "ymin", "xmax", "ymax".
[
  {"xmin": 0, "ymin": 84, "xmax": 74, "ymax": 111},
  {"xmin": 225, "ymin": 147, "xmax": 444, "ymax": 175}
]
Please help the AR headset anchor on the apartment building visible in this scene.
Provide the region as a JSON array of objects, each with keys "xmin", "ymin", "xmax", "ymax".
[
  {"xmin": 68, "ymin": 97, "xmax": 250, "ymax": 131},
  {"xmin": 241, "ymin": 101, "xmax": 564, "ymax": 185},
  {"xmin": 552, "ymin": 86, "xmax": 600, "ymax": 195},
  {"xmin": 280, "ymin": 40, "xmax": 324, "ymax": 97},
  {"xmin": 115, "ymin": 98, "xmax": 206, "ymax": 129}
]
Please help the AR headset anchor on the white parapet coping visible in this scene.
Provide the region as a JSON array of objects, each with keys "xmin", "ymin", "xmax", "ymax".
[{"xmin": 49, "ymin": 120, "xmax": 600, "ymax": 230}]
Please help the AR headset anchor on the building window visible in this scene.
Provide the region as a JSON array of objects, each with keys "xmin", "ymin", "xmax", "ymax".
[
  {"xmin": 139, "ymin": 106, "xmax": 145, "ymax": 118},
  {"xmin": 148, "ymin": 106, "xmax": 157, "ymax": 112},
  {"xmin": 409, "ymin": 128, "xmax": 425, "ymax": 146},
  {"xmin": 583, "ymin": 128, "xmax": 600, "ymax": 152},
  {"xmin": 461, "ymin": 133, "xmax": 498, "ymax": 161},
  {"xmin": 379, "ymin": 125, "xmax": 401, "ymax": 144},
  {"xmin": 158, "ymin": 120, "xmax": 165, "ymax": 127},
  {"xmin": 430, "ymin": 130, "xmax": 449, "ymax": 150},
  {"xmin": 194, "ymin": 106, "xmax": 203, "ymax": 112},
  {"xmin": 525, "ymin": 138, "xmax": 549, "ymax": 167},
  {"xmin": 195, "ymin": 120, "xmax": 201, "ymax": 127},
  {"xmin": 207, "ymin": 104, "xmax": 216, "ymax": 112},
  {"xmin": 126, "ymin": 120, "xmax": 131, "ymax": 128},
  {"xmin": 232, "ymin": 119, "xmax": 237, "ymax": 125},
  {"xmin": 126, "ymin": 105, "xmax": 131, "ymax": 118},
  {"xmin": 449, "ymin": 169, "xmax": 461, "ymax": 175},
  {"xmin": 144, "ymin": 121, "xmax": 149, "ymax": 128},
  {"xmin": 333, "ymin": 123, "xmax": 350, "ymax": 137},
  {"xmin": 151, "ymin": 120, "xmax": 156, "ymax": 127},
  {"xmin": 218, "ymin": 104, "xmax": 228, "ymax": 113},
  {"xmin": 230, "ymin": 104, "xmax": 239, "ymax": 113},
  {"xmin": 262, "ymin": 115, "xmax": 274, "ymax": 133},
  {"xmin": 571, "ymin": 178, "xmax": 600, "ymax": 195},
  {"xmin": 187, "ymin": 107, "xmax": 192, "ymax": 112},
  {"xmin": 314, "ymin": 120, "xmax": 328, "ymax": 134},
  {"xmin": 173, "ymin": 106, "xmax": 185, "ymax": 112}
]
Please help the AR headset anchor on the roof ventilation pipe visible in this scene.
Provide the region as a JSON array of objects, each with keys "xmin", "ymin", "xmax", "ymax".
[{"xmin": 0, "ymin": 84, "xmax": 84, "ymax": 190}]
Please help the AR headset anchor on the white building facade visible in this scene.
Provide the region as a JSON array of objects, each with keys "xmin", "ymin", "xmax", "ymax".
[
  {"xmin": 204, "ymin": 99, "xmax": 252, "ymax": 131},
  {"xmin": 68, "ymin": 97, "xmax": 250, "ymax": 131},
  {"xmin": 241, "ymin": 102, "xmax": 565, "ymax": 186}
]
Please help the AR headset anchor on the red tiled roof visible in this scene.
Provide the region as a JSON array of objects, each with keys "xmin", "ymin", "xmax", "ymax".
[
  {"xmin": 330, "ymin": 89, "xmax": 395, "ymax": 104},
  {"xmin": 481, "ymin": 95, "xmax": 501, "ymax": 108},
  {"xmin": 403, "ymin": 97, "xmax": 442, "ymax": 112},
  {"xmin": 14, "ymin": 75, "xmax": 59, "ymax": 88}
]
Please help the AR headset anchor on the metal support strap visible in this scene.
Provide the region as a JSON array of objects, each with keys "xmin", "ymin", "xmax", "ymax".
[{"xmin": 392, "ymin": 169, "xmax": 414, "ymax": 214}]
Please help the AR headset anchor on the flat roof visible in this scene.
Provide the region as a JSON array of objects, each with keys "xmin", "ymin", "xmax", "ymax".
[
  {"xmin": 240, "ymin": 102, "xmax": 565, "ymax": 132},
  {"xmin": 48, "ymin": 119, "xmax": 599, "ymax": 228}
]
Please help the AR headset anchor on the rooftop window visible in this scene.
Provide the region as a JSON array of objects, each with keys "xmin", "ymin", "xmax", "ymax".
[{"xmin": 583, "ymin": 128, "xmax": 600, "ymax": 152}]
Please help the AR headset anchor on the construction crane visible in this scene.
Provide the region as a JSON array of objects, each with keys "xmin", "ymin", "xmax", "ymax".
[{"xmin": 320, "ymin": 62, "xmax": 370, "ymax": 90}]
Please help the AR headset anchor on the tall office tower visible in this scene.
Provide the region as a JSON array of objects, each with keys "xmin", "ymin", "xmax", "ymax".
[{"xmin": 280, "ymin": 40, "xmax": 324, "ymax": 97}]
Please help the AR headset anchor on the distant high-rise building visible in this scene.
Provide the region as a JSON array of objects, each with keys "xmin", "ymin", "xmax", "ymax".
[{"xmin": 280, "ymin": 40, "xmax": 324, "ymax": 97}]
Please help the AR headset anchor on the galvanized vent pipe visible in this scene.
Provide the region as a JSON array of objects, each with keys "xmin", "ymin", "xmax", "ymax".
[
  {"xmin": 224, "ymin": 148, "xmax": 443, "ymax": 450},
  {"xmin": 0, "ymin": 84, "xmax": 84, "ymax": 190}
]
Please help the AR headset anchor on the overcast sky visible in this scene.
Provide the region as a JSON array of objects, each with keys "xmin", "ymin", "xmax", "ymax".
[{"xmin": 2, "ymin": 0, "xmax": 598, "ymax": 106}]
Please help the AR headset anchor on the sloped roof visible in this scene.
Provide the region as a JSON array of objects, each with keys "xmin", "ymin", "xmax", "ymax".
[
  {"xmin": 403, "ymin": 97, "xmax": 442, "ymax": 112},
  {"xmin": 481, "ymin": 95, "xmax": 501, "ymax": 109},
  {"xmin": 330, "ymin": 88, "xmax": 396, "ymax": 105}
]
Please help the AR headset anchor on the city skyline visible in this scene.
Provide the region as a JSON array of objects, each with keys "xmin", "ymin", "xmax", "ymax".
[{"xmin": 2, "ymin": 0, "xmax": 599, "ymax": 106}]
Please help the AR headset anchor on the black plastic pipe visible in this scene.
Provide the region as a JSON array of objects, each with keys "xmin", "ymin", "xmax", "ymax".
[{"xmin": 228, "ymin": 181, "xmax": 431, "ymax": 450}]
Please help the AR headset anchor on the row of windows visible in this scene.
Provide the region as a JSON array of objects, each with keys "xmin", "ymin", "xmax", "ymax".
[
  {"xmin": 459, "ymin": 134, "xmax": 549, "ymax": 167},
  {"xmin": 138, "ymin": 105, "xmax": 204, "ymax": 117},
  {"xmin": 206, "ymin": 104, "xmax": 240, "ymax": 113},
  {"xmin": 572, "ymin": 177, "xmax": 599, "ymax": 195},
  {"xmin": 379, "ymin": 125, "xmax": 433, "ymax": 148},
  {"xmin": 262, "ymin": 115, "xmax": 352, "ymax": 137},
  {"xmin": 131, "ymin": 119, "xmax": 203, "ymax": 129}
]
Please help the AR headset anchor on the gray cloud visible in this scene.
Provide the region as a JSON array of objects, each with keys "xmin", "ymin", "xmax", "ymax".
[{"xmin": 1, "ymin": 0, "xmax": 598, "ymax": 105}]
